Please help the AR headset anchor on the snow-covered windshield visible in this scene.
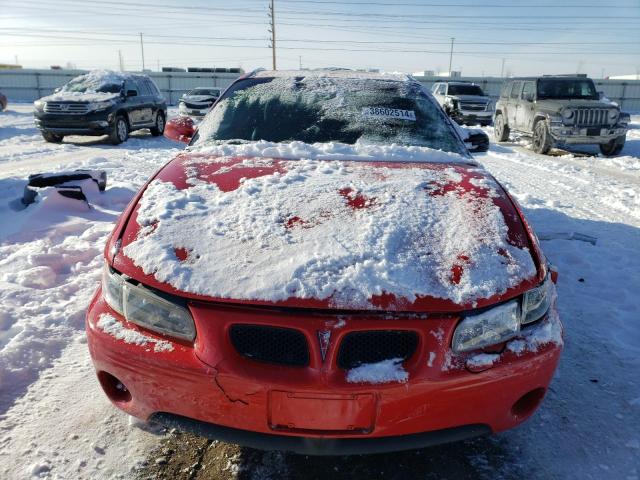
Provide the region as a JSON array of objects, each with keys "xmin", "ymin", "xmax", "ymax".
[
  {"xmin": 192, "ymin": 76, "xmax": 465, "ymax": 154},
  {"xmin": 537, "ymin": 78, "xmax": 598, "ymax": 100},
  {"xmin": 61, "ymin": 70, "xmax": 125, "ymax": 94},
  {"xmin": 448, "ymin": 84, "xmax": 484, "ymax": 96}
]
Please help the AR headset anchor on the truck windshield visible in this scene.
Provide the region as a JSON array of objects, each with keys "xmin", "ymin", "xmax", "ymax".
[
  {"xmin": 188, "ymin": 89, "xmax": 219, "ymax": 96},
  {"xmin": 192, "ymin": 76, "xmax": 465, "ymax": 154},
  {"xmin": 537, "ymin": 78, "xmax": 598, "ymax": 100},
  {"xmin": 447, "ymin": 84, "xmax": 484, "ymax": 96}
]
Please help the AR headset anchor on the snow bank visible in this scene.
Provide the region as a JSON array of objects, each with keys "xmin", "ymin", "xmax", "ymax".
[
  {"xmin": 346, "ymin": 358, "xmax": 408, "ymax": 384},
  {"xmin": 97, "ymin": 314, "xmax": 173, "ymax": 352},
  {"xmin": 123, "ymin": 157, "xmax": 536, "ymax": 308}
]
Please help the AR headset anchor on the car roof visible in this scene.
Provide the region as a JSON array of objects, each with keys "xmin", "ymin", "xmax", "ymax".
[
  {"xmin": 508, "ymin": 75, "xmax": 590, "ymax": 82},
  {"xmin": 248, "ymin": 69, "xmax": 414, "ymax": 82},
  {"xmin": 439, "ymin": 81, "xmax": 475, "ymax": 85}
]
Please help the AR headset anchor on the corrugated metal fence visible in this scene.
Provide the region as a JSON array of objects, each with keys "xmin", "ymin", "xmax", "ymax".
[
  {"xmin": 415, "ymin": 75, "xmax": 640, "ymax": 111},
  {"xmin": 2, "ymin": 69, "xmax": 639, "ymax": 111},
  {"xmin": 0, "ymin": 69, "xmax": 242, "ymax": 105}
]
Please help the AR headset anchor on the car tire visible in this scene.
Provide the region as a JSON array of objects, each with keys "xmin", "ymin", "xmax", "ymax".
[
  {"xmin": 532, "ymin": 120, "xmax": 552, "ymax": 154},
  {"xmin": 150, "ymin": 111, "xmax": 165, "ymax": 136},
  {"xmin": 599, "ymin": 135, "xmax": 625, "ymax": 157},
  {"xmin": 109, "ymin": 115, "xmax": 129, "ymax": 145},
  {"xmin": 42, "ymin": 131, "xmax": 63, "ymax": 143},
  {"xmin": 494, "ymin": 114, "xmax": 510, "ymax": 142}
]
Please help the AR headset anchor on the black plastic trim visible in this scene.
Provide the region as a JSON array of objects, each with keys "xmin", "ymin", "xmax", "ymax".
[{"xmin": 149, "ymin": 412, "xmax": 491, "ymax": 456}]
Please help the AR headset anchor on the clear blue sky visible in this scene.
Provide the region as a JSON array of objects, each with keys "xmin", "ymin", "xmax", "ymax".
[{"xmin": 1, "ymin": 0, "xmax": 639, "ymax": 77}]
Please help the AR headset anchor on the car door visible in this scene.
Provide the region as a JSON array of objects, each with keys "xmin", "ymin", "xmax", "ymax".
[
  {"xmin": 135, "ymin": 78, "xmax": 154, "ymax": 125},
  {"xmin": 507, "ymin": 81, "xmax": 523, "ymax": 128},
  {"xmin": 517, "ymin": 81, "xmax": 536, "ymax": 132},
  {"xmin": 123, "ymin": 79, "xmax": 143, "ymax": 126}
]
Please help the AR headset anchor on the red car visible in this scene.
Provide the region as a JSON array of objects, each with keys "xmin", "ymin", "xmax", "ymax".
[{"xmin": 86, "ymin": 70, "xmax": 562, "ymax": 455}]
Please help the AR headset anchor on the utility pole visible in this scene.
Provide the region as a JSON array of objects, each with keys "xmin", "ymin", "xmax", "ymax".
[
  {"xmin": 14, "ymin": 54, "xmax": 19, "ymax": 65},
  {"xmin": 500, "ymin": 58, "xmax": 506, "ymax": 78},
  {"xmin": 299, "ymin": 55, "xmax": 302, "ymax": 69},
  {"xmin": 157, "ymin": 59, "xmax": 160, "ymax": 71},
  {"xmin": 448, "ymin": 37, "xmax": 454, "ymax": 76},
  {"xmin": 139, "ymin": 32, "xmax": 146, "ymax": 71},
  {"xmin": 118, "ymin": 50, "xmax": 124, "ymax": 71},
  {"xmin": 268, "ymin": 0, "xmax": 276, "ymax": 70}
]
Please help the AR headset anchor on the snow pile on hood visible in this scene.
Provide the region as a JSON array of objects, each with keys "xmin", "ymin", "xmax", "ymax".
[
  {"xmin": 346, "ymin": 358, "xmax": 408, "ymax": 384},
  {"xmin": 192, "ymin": 140, "xmax": 471, "ymax": 164},
  {"xmin": 122, "ymin": 154, "xmax": 536, "ymax": 308}
]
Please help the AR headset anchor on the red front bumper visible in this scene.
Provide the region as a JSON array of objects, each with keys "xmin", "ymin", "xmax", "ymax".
[{"xmin": 86, "ymin": 288, "xmax": 562, "ymax": 454}]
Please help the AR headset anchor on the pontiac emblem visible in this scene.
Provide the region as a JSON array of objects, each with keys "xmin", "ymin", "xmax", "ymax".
[{"xmin": 317, "ymin": 330, "xmax": 331, "ymax": 361}]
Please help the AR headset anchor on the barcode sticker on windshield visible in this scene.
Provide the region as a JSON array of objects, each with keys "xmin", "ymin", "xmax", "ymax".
[{"xmin": 361, "ymin": 107, "xmax": 416, "ymax": 121}]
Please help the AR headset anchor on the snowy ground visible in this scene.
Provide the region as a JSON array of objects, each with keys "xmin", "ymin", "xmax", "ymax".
[{"xmin": 0, "ymin": 104, "xmax": 639, "ymax": 479}]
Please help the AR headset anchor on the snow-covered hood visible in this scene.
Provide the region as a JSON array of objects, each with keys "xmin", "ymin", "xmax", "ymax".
[
  {"xmin": 40, "ymin": 91, "xmax": 121, "ymax": 103},
  {"xmin": 536, "ymin": 98, "xmax": 620, "ymax": 111},
  {"xmin": 181, "ymin": 94, "xmax": 217, "ymax": 103},
  {"xmin": 114, "ymin": 145, "xmax": 540, "ymax": 312}
]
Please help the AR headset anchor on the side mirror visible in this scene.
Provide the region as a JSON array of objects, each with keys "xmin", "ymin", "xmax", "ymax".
[
  {"xmin": 465, "ymin": 131, "xmax": 490, "ymax": 153},
  {"xmin": 164, "ymin": 116, "xmax": 195, "ymax": 144},
  {"xmin": 126, "ymin": 90, "xmax": 138, "ymax": 97},
  {"xmin": 598, "ymin": 91, "xmax": 604, "ymax": 100},
  {"xmin": 54, "ymin": 87, "xmax": 61, "ymax": 93},
  {"xmin": 525, "ymin": 93, "xmax": 535, "ymax": 102}
]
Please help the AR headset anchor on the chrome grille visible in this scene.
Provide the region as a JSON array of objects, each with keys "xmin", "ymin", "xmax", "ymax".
[
  {"xmin": 44, "ymin": 102, "xmax": 89, "ymax": 114},
  {"xmin": 575, "ymin": 108, "xmax": 609, "ymax": 127},
  {"xmin": 460, "ymin": 102, "xmax": 488, "ymax": 111}
]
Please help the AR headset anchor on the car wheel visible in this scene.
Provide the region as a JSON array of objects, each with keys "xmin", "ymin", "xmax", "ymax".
[
  {"xmin": 110, "ymin": 115, "xmax": 129, "ymax": 145},
  {"xmin": 42, "ymin": 131, "xmax": 63, "ymax": 143},
  {"xmin": 599, "ymin": 135, "xmax": 625, "ymax": 157},
  {"xmin": 532, "ymin": 120, "xmax": 552, "ymax": 154},
  {"xmin": 150, "ymin": 111, "xmax": 165, "ymax": 136},
  {"xmin": 494, "ymin": 114, "xmax": 510, "ymax": 142}
]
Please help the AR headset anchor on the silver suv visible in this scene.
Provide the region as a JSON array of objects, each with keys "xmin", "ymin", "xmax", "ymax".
[
  {"xmin": 494, "ymin": 75, "xmax": 629, "ymax": 156},
  {"xmin": 431, "ymin": 81, "xmax": 493, "ymax": 126}
]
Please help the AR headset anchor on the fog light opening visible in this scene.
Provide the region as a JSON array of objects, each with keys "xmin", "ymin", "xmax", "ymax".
[
  {"xmin": 98, "ymin": 371, "xmax": 132, "ymax": 403},
  {"xmin": 511, "ymin": 387, "xmax": 546, "ymax": 419}
]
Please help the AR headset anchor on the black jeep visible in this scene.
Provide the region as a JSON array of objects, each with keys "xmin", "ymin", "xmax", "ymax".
[{"xmin": 33, "ymin": 70, "xmax": 167, "ymax": 144}]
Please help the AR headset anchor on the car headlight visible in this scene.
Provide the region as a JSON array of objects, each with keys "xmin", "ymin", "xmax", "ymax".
[
  {"xmin": 522, "ymin": 273, "xmax": 553, "ymax": 325},
  {"xmin": 102, "ymin": 264, "xmax": 196, "ymax": 341},
  {"xmin": 608, "ymin": 109, "xmax": 619, "ymax": 121},
  {"xmin": 87, "ymin": 100, "xmax": 114, "ymax": 112},
  {"xmin": 34, "ymin": 100, "xmax": 45, "ymax": 111},
  {"xmin": 452, "ymin": 275, "xmax": 554, "ymax": 352},
  {"xmin": 452, "ymin": 300, "xmax": 520, "ymax": 353},
  {"xmin": 562, "ymin": 108, "xmax": 574, "ymax": 120}
]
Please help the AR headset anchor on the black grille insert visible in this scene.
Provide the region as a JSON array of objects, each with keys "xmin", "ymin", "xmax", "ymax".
[
  {"xmin": 338, "ymin": 330, "xmax": 418, "ymax": 369},
  {"xmin": 229, "ymin": 324, "xmax": 309, "ymax": 367}
]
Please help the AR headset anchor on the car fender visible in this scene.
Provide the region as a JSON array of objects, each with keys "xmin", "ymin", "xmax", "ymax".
[{"xmin": 114, "ymin": 108, "xmax": 131, "ymax": 127}]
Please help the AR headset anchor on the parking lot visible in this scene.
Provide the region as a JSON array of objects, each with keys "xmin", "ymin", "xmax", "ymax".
[{"xmin": 0, "ymin": 102, "xmax": 638, "ymax": 479}]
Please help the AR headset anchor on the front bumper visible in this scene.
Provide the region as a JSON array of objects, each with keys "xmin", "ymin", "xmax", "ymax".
[
  {"xmin": 178, "ymin": 103, "xmax": 209, "ymax": 117},
  {"xmin": 86, "ymin": 289, "xmax": 563, "ymax": 454},
  {"xmin": 452, "ymin": 110, "xmax": 493, "ymax": 125},
  {"xmin": 549, "ymin": 123, "xmax": 627, "ymax": 144},
  {"xmin": 34, "ymin": 110, "xmax": 113, "ymax": 135}
]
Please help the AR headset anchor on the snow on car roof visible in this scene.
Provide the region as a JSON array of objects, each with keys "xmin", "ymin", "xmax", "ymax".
[{"xmin": 251, "ymin": 69, "xmax": 413, "ymax": 82}]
